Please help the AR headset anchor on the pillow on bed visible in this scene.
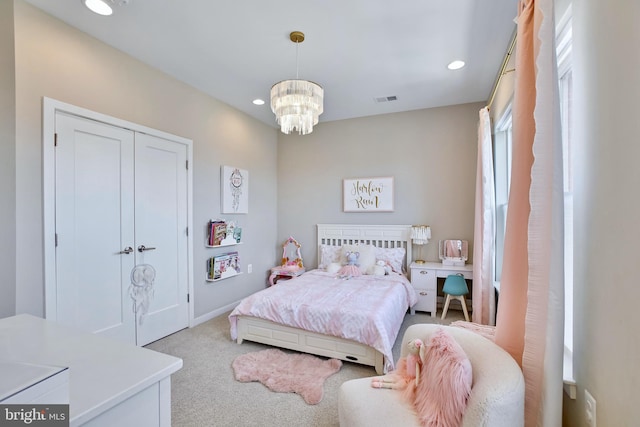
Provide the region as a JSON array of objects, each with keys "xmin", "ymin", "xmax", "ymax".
[
  {"xmin": 340, "ymin": 244, "xmax": 376, "ymax": 274},
  {"xmin": 319, "ymin": 244, "xmax": 342, "ymax": 269},
  {"xmin": 374, "ymin": 247, "xmax": 406, "ymax": 274},
  {"xmin": 326, "ymin": 262, "xmax": 342, "ymax": 274}
]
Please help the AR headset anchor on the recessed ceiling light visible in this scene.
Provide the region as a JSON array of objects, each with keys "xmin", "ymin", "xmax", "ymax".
[
  {"xmin": 447, "ymin": 60, "xmax": 465, "ymax": 70},
  {"xmin": 252, "ymin": 99, "xmax": 265, "ymax": 106},
  {"xmin": 83, "ymin": 0, "xmax": 113, "ymax": 16}
]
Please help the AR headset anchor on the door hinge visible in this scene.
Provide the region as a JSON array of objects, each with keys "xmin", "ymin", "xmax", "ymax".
[
  {"xmin": 187, "ymin": 293, "xmax": 190, "ymax": 303},
  {"xmin": 55, "ymin": 233, "xmax": 58, "ymax": 247},
  {"xmin": 186, "ymin": 227, "xmax": 189, "ymax": 236},
  {"xmin": 54, "ymin": 133, "xmax": 58, "ymax": 147},
  {"xmin": 186, "ymin": 160, "xmax": 189, "ymax": 170}
]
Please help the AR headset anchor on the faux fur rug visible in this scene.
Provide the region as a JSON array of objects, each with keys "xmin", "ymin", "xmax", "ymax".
[{"xmin": 231, "ymin": 349, "xmax": 342, "ymax": 404}]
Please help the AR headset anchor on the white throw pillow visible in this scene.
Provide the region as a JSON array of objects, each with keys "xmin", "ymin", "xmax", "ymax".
[
  {"xmin": 319, "ymin": 244, "xmax": 342, "ymax": 269},
  {"xmin": 326, "ymin": 262, "xmax": 342, "ymax": 274}
]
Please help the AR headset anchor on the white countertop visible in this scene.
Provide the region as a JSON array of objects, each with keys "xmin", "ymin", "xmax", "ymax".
[{"xmin": 0, "ymin": 314, "xmax": 182, "ymax": 425}]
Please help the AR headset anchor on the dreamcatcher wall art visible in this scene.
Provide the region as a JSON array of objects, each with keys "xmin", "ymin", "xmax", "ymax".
[{"xmin": 221, "ymin": 165, "xmax": 249, "ymax": 214}]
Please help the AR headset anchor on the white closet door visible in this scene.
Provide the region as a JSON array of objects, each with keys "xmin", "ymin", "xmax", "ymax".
[
  {"xmin": 134, "ymin": 132, "xmax": 189, "ymax": 346},
  {"xmin": 55, "ymin": 112, "xmax": 136, "ymax": 343}
]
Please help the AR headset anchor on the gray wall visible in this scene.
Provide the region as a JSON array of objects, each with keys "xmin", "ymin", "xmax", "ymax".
[
  {"xmin": 12, "ymin": 1, "xmax": 278, "ymax": 319},
  {"xmin": 13, "ymin": 1, "xmax": 639, "ymax": 424},
  {"xmin": 277, "ymin": 103, "xmax": 481, "ymax": 267},
  {"xmin": 564, "ymin": 1, "xmax": 640, "ymax": 425},
  {"xmin": 0, "ymin": 0, "xmax": 16, "ymax": 318}
]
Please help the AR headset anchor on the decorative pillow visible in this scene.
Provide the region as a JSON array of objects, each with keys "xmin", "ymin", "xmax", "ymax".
[
  {"xmin": 326, "ymin": 262, "xmax": 341, "ymax": 274},
  {"xmin": 340, "ymin": 244, "xmax": 376, "ymax": 274},
  {"xmin": 370, "ymin": 263, "xmax": 386, "ymax": 276},
  {"xmin": 319, "ymin": 244, "xmax": 342, "ymax": 269},
  {"xmin": 413, "ymin": 328, "xmax": 472, "ymax": 427},
  {"xmin": 374, "ymin": 247, "xmax": 406, "ymax": 274}
]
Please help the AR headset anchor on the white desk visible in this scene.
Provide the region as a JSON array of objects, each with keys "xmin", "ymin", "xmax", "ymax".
[
  {"xmin": 0, "ymin": 314, "xmax": 182, "ymax": 426},
  {"xmin": 409, "ymin": 262, "xmax": 473, "ymax": 317}
]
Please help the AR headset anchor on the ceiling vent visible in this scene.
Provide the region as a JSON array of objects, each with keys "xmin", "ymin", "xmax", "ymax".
[{"xmin": 374, "ymin": 96, "xmax": 398, "ymax": 103}]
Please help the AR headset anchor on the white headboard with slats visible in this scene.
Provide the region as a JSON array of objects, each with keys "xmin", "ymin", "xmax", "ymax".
[{"xmin": 317, "ymin": 224, "xmax": 413, "ymax": 271}]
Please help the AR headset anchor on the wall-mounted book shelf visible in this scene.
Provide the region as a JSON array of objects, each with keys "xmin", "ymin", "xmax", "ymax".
[
  {"xmin": 207, "ymin": 251, "xmax": 241, "ymax": 282},
  {"xmin": 206, "ymin": 272, "xmax": 243, "ymax": 283},
  {"xmin": 205, "ymin": 241, "xmax": 243, "ymax": 248}
]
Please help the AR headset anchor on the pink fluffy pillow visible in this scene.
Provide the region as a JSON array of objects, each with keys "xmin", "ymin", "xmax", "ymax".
[{"xmin": 413, "ymin": 328, "xmax": 472, "ymax": 427}]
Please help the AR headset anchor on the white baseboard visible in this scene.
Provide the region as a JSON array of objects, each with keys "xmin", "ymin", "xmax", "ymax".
[{"xmin": 191, "ymin": 300, "xmax": 240, "ymax": 327}]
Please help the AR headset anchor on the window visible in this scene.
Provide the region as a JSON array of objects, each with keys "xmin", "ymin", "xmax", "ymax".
[
  {"xmin": 556, "ymin": 5, "xmax": 575, "ymax": 397},
  {"xmin": 493, "ymin": 107, "xmax": 512, "ymax": 289}
]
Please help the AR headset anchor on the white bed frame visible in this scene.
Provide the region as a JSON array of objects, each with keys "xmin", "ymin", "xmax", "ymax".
[{"xmin": 235, "ymin": 224, "xmax": 412, "ymax": 374}]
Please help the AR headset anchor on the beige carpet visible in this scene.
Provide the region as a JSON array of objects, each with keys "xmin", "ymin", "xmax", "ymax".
[{"xmin": 146, "ymin": 309, "xmax": 465, "ymax": 427}]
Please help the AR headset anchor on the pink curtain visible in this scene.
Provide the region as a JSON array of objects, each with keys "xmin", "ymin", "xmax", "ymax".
[
  {"xmin": 494, "ymin": 0, "xmax": 564, "ymax": 425},
  {"xmin": 472, "ymin": 107, "xmax": 496, "ymax": 325}
]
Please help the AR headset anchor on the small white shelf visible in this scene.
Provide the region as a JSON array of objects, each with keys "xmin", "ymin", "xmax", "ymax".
[
  {"xmin": 206, "ymin": 272, "xmax": 243, "ymax": 282},
  {"xmin": 205, "ymin": 241, "xmax": 242, "ymax": 248}
]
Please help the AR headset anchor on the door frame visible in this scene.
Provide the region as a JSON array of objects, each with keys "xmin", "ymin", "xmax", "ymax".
[{"xmin": 42, "ymin": 97, "xmax": 194, "ymax": 327}]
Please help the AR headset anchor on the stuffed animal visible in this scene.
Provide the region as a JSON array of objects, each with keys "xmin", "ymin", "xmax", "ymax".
[
  {"xmin": 345, "ymin": 251, "xmax": 360, "ymax": 265},
  {"xmin": 338, "ymin": 251, "xmax": 362, "ymax": 277},
  {"xmin": 326, "ymin": 262, "xmax": 341, "ymax": 274},
  {"xmin": 371, "ymin": 259, "xmax": 393, "ymax": 276},
  {"xmin": 371, "ymin": 338, "xmax": 424, "ymax": 390},
  {"xmin": 405, "ymin": 338, "xmax": 424, "ymax": 387}
]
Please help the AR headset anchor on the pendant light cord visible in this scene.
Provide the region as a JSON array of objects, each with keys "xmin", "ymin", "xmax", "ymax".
[{"xmin": 295, "ymin": 40, "xmax": 300, "ymax": 79}]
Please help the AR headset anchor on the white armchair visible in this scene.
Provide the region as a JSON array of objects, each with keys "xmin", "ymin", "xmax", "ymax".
[{"xmin": 338, "ymin": 323, "xmax": 525, "ymax": 427}]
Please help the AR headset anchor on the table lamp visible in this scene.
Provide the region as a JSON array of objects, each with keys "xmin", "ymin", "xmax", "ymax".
[{"xmin": 411, "ymin": 225, "xmax": 431, "ymax": 264}]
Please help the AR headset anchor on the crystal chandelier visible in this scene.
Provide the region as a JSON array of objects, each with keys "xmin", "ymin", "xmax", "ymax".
[{"xmin": 270, "ymin": 31, "xmax": 324, "ymax": 135}]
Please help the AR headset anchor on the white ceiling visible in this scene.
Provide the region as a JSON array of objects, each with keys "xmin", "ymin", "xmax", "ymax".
[{"xmin": 23, "ymin": 0, "xmax": 518, "ymax": 128}]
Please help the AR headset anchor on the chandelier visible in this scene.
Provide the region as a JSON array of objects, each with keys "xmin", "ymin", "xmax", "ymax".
[{"xmin": 270, "ymin": 31, "xmax": 324, "ymax": 135}]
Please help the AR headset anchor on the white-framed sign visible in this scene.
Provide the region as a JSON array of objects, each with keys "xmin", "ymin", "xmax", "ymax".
[
  {"xmin": 343, "ymin": 176, "xmax": 394, "ymax": 212},
  {"xmin": 221, "ymin": 165, "xmax": 248, "ymax": 214}
]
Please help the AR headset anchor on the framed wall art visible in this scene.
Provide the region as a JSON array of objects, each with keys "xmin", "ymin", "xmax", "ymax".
[
  {"xmin": 343, "ymin": 176, "xmax": 394, "ymax": 212},
  {"xmin": 221, "ymin": 166, "xmax": 248, "ymax": 214}
]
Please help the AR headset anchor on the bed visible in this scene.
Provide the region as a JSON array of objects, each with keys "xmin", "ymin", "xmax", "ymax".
[{"xmin": 229, "ymin": 224, "xmax": 416, "ymax": 374}]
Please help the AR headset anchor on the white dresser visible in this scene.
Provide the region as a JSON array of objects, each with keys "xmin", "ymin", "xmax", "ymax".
[
  {"xmin": 409, "ymin": 262, "xmax": 473, "ymax": 317},
  {"xmin": 0, "ymin": 314, "xmax": 182, "ymax": 426},
  {"xmin": 0, "ymin": 362, "xmax": 69, "ymax": 404}
]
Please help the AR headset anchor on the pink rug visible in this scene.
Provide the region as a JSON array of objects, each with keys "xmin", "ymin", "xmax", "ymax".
[{"xmin": 231, "ymin": 349, "xmax": 342, "ymax": 404}]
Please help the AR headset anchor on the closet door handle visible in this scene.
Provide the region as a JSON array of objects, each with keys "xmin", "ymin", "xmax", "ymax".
[
  {"xmin": 118, "ymin": 247, "xmax": 134, "ymax": 255},
  {"xmin": 137, "ymin": 245, "xmax": 156, "ymax": 253}
]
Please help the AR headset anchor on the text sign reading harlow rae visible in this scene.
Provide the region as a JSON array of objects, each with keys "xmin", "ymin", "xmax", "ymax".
[{"xmin": 343, "ymin": 177, "xmax": 394, "ymax": 212}]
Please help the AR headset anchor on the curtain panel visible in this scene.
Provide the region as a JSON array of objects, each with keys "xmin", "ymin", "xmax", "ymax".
[
  {"xmin": 472, "ymin": 107, "xmax": 496, "ymax": 325},
  {"xmin": 493, "ymin": 0, "xmax": 564, "ymax": 425}
]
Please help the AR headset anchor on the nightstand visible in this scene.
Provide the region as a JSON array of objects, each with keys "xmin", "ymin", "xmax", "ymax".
[{"xmin": 410, "ymin": 262, "xmax": 438, "ymax": 317}]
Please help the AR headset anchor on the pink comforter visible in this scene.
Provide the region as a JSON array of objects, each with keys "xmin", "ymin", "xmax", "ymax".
[{"xmin": 229, "ymin": 269, "xmax": 417, "ymax": 372}]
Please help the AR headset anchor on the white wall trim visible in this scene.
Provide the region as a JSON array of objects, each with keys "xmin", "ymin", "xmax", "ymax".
[
  {"xmin": 42, "ymin": 97, "xmax": 194, "ymax": 326},
  {"xmin": 192, "ymin": 300, "xmax": 240, "ymax": 327}
]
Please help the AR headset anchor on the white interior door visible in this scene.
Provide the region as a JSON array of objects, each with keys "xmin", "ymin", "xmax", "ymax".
[
  {"xmin": 134, "ymin": 133, "xmax": 189, "ymax": 345},
  {"xmin": 54, "ymin": 111, "xmax": 190, "ymax": 346},
  {"xmin": 55, "ymin": 112, "xmax": 136, "ymax": 343}
]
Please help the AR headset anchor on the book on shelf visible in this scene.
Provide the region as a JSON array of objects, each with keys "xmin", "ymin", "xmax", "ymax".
[
  {"xmin": 207, "ymin": 220, "xmax": 227, "ymax": 246},
  {"xmin": 208, "ymin": 251, "xmax": 240, "ymax": 280}
]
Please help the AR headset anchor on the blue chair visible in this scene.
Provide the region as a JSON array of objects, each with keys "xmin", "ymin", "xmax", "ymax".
[{"xmin": 441, "ymin": 274, "xmax": 470, "ymax": 321}]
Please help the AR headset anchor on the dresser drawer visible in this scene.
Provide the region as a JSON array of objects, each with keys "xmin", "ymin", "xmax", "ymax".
[
  {"xmin": 438, "ymin": 268, "xmax": 473, "ymax": 280},
  {"xmin": 413, "ymin": 288, "xmax": 436, "ymax": 314},
  {"xmin": 411, "ymin": 268, "xmax": 437, "ymax": 290}
]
